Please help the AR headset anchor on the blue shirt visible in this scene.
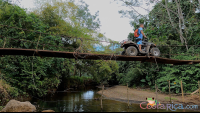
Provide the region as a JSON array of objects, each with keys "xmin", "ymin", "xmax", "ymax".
[{"xmin": 138, "ymin": 27, "xmax": 143, "ymax": 39}]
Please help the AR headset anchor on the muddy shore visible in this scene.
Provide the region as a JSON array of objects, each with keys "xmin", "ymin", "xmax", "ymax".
[{"xmin": 97, "ymin": 85, "xmax": 200, "ymax": 106}]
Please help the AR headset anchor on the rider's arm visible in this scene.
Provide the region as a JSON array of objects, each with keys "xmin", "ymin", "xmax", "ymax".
[{"xmin": 141, "ymin": 30, "xmax": 147, "ymax": 38}]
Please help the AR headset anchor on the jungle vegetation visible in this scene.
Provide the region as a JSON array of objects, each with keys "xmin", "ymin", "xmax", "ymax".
[
  {"xmin": 0, "ymin": 0, "xmax": 200, "ymax": 107},
  {"xmin": 117, "ymin": 0, "xmax": 200, "ymax": 94}
]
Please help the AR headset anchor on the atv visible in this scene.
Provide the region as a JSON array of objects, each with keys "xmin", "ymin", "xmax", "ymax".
[{"xmin": 120, "ymin": 38, "xmax": 161, "ymax": 57}]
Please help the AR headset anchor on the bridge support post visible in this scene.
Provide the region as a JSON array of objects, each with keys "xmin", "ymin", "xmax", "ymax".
[
  {"xmin": 198, "ymin": 81, "xmax": 200, "ymax": 101},
  {"xmin": 127, "ymin": 83, "xmax": 129, "ymax": 109},
  {"xmin": 155, "ymin": 82, "xmax": 158, "ymax": 112},
  {"xmin": 101, "ymin": 85, "xmax": 104, "ymax": 110},
  {"xmin": 180, "ymin": 80, "xmax": 185, "ymax": 103},
  {"xmin": 169, "ymin": 80, "xmax": 171, "ymax": 103},
  {"xmin": 155, "ymin": 82, "xmax": 158, "ymax": 101}
]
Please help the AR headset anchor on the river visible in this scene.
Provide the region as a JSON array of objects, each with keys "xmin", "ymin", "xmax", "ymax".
[{"xmin": 30, "ymin": 86, "xmax": 198, "ymax": 112}]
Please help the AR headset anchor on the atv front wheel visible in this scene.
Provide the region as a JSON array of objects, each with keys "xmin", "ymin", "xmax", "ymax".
[
  {"xmin": 121, "ymin": 51, "xmax": 126, "ymax": 55},
  {"xmin": 126, "ymin": 46, "xmax": 138, "ymax": 56},
  {"xmin": 150, "ymin": 47, "xmax": 160, "ymax": 57}
]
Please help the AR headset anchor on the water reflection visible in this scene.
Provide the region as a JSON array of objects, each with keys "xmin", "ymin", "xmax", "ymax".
[
  {"xmin": 31, "ymin": 87, "xmax": 198, "ymax": 112},
  {"xmin": 82, "ymin": 90, "xmax": 94, "ymax": 100}
]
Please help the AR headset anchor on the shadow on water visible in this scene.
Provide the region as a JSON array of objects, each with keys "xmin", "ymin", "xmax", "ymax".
[{"xmin": 30, "ymin": 86, "xmax": 198, "ymax": 112}]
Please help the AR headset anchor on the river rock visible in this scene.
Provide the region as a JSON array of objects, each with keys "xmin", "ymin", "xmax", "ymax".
[
  {"xmin": 1, "ymin": 100, "xmax": 36, "ymax": 112},
  {"xmin": 42, "ymin": 110, "xmax": 55, "ymax": 112}
]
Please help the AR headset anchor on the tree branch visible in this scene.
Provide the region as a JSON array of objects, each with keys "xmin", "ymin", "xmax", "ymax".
[
  {"xmin": 120, "ymin": 0, "xmax": 148, "ymax": 20},
  {"xmin": 154, "ymin": 0, "xmax": 178, "ymax": 15},
  {"xmin": 165, "ymin": 0, "xmax": 175, "ymax": 28},
  {"xmin": 175, "ymin": 0, "xmax": 188, "ymax": 50}
]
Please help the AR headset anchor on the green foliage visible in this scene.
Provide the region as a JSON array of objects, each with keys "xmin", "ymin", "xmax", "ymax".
[
  {"xmin": 0, "ymin": 0, "xmax": 119, "ymax": 99},
  {"xmin": 164, "ymin": 97, "xmax": 178, "ymax": 101},
  {"xmin": 2, "ymin": 0, "xmax": 200, "ymax": 100},
  {"xmin": 0, "ymin": 105, "xmax": 3, "ymax": 111},
  {"xmin": 116, "ymin": 0, "xmax": 200, "ymax": 94},
  {"xmin": 127, "ymin": 33, "xmax": 134, "ymax": 41}
]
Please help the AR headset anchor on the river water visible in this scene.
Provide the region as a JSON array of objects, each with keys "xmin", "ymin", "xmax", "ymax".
[{"xmin": 30, "ymin": 86, "xmax": 197, "ymax": 112}]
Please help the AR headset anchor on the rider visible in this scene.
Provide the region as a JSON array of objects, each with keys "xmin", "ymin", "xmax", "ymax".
[{"xmin": 137, "ymin": 23, "xmax": 147, "ymax": 53}]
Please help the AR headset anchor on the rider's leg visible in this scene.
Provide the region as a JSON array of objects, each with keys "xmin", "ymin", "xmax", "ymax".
[
  {"xmin": 137, "ymin": 40, "xmax": 145, "ymax": 53},
  {"xmin": 139, "ymin": 44, "xmax": 141, "ymax": 51}
]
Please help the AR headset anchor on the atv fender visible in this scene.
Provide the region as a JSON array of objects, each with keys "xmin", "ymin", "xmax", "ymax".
[{"xmin": 121, "ymin": 41, "xmax": 138, "ymax": 49}]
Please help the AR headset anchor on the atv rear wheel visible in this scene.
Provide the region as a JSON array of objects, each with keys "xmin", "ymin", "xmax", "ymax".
[
  {"xmin": 126, "ymin": 46, "xmax": 138, "ymax": 56},
  {"xmin": 150, "ymin": 47, "xmax": 160, "ymax": 57}
]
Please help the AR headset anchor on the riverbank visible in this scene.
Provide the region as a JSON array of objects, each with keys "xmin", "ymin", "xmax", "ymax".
[{"xmin": 97, "ymin": 85, "xmax": 200, "ymax": 105}]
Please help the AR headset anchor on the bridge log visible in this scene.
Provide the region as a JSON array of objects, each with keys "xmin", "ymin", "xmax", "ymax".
[{"xmin": 0, "ymin": 48, "xmax": 200, "ymax": 65}]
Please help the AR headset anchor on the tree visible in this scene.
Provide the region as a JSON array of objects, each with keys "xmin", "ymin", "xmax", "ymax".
[
  {"xmin": 0, "ymin": 0, "xmax": 119, "ymax": 97},
  {"xmin": 116, "ymin": 0, "xmax": 200, "ymax": 94},
  {"xmin": 116, "ymin": 0, "xmax": 200, "ymax": 49}
]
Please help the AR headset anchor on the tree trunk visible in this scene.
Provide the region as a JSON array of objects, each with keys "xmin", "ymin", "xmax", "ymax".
[
  {"xmin": 175, "ymin": 0, "xmax": 189, "ymax": 51},
  {"xmin": 73, "ymin": 65, "xmax": 76, "ymax": 76},
  {"xmin": 178, "ymin": 19, "xmax": 184, "ymax": 43},
  {"xmin": 165, "ymin": 0, "xmax": 175, "ymax": 28},
  {"xmin": 80, "ymin": 68, "xmax": 82, "ymax": 77}
]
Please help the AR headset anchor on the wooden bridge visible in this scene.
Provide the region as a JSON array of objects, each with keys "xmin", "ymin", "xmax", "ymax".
[{"xmin": 0, "ymin": 48, "xmax": 200, "ymax": 65}]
